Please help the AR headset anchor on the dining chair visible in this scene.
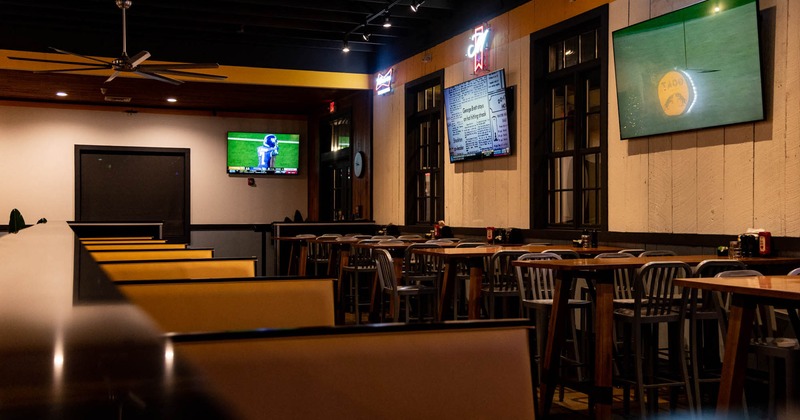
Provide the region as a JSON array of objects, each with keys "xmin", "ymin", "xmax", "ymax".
[
  {"xmin": 686, "ymin": 259, "xmax": 747, "ymax": 411},
  {"xmin": 481, "ymin": 250, "xmax": 529, "ymax": 319},
  {"xmin": 715, "ymin": 269, "xmax": 800, "ymax": 418},
  {"xmin": 614, "ymin": 261, "xmax": 694, "ymax": 418},
  {"xmin": 397, "ymin": 234, "xmax": 423, "ymax": 241},
  {"xmin": 402, "ymin": 243, "xmax": 442, "ymax": 288},
  {"xmin": 374, "ymin": 249, "xmax": 437, "ymax": 322},
  {"xmin": 515, "ymin": 252, "xmax": 591, "ymax": 394},
  {"xmin": 339, "ymin": 239, "xmax": 379, "ymax": 324},
  {"xmin": 638, "ymin": 249, "xmax": 678, "ymax": 257},
  {"xmin": 307, "ymin": 234, "xmax": 339, "ymax": 276},
  {"xmin": 619, "ymin": 248, "xmax": 646, "ymax": 255},
  {"xmin": 543, "ymin": 249, "xmax": 580, "ymax": 259},
  {"xmin": 371, "ymin": 235, "xmax": 396, "ymax": 240}
]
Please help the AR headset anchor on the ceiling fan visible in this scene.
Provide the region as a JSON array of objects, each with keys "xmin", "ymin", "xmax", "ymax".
[{"xmin": 8, "ymin": 0, "xmax": 226, "ymax": 85}]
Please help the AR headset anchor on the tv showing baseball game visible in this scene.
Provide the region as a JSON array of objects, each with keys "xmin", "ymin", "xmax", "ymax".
[
  {"xmin": 612, "ymin": 0, "xmax": 764, "ymax": 139},
  {"xmin": 226, "ymin": 131, "xmax": 300, "ymax": 175},
  {"xmin": 444, "ymin": 68, "xmax": 512, "ymax": 162}
]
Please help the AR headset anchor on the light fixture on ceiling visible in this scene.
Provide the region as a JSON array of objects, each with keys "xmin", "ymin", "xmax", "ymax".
[
  {"xmin": 56, "ymin": 91, "xmax": 68, "ymax": 97},
  {"xmin": 383, "ymin": 13, "xmax": 392, "ymax": 28},
  {"xmin": 410, "ymin": 1, "xmax": 425, "ymax": 12},
  {"xmin": 362, "ymin": 32, "xmax": 371, "ymax": 42},
  {"xmin": 166, "ymin": 97, "xmax": 177, "ymax": 103},
  {"xmin": 342, "ymin": 39, "xmax": 351, "ymax": 53}
]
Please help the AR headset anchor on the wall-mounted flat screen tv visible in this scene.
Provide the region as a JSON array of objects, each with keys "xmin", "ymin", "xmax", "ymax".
[
  {"xmin": 444, "ymin": 69, "xmax": 511, "ymax": 162},
  {"xmin": 226, "ymin": 132, "xmax": 300, "ymax": 175},
  {"xmin": 612, "ymin": 0, "xmax": 764, "ymax": 139}
]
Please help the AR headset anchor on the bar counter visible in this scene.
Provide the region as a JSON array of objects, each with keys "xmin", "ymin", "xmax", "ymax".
[{"xmin": 0, "ymin": 222, "xmax": 230, "ymax": 418}]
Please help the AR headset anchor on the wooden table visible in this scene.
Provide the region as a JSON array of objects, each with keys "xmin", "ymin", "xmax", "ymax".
[
  {"xmin": 674, "ymin": 275, "xmax": 800, "ymax": 415},
  {"xmin": 413, "ymin": 245, "xmax": 624, "ymax": 321},
  {"xmin": 513, "ymin": 254, "xmax": 800, "ymax": 419}
]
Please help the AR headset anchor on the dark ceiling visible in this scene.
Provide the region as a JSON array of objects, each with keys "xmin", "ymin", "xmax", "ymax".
[{"xmin": 0, "ymin": 0, "xmax": 528, "ymax": 114}]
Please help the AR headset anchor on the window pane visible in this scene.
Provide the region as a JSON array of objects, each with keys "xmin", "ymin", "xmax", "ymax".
[
  {"xmin": 549, "ymin": 42, "xmax": 564, "ymax": 72},
  {"xmin": 552, "ymin": 190, "xmax": 574, "ymax": 224},
  {"xmin": 565, "ymin": 84, "xmax": 575, "ymax": 151},
  {"xmin": 587, "ymin": 114, "xmax": 600, "ymax": 148},
  {"xmin": 583, "ymin": 154, "xmax": 598, "ymax": 189},
  {"xmin": 555, "ymin": 156, "xmax": 573, "ymax": 190},
  {"xmin": 564, "ymin": 36, "xmax": 579, "ymax": 68},
  {"xmin": 552, "ymin": 87, "xmax": 565, "ymax": 119},
  {"xmin": 580, "ymin": 30, "xmax": 597, "ymax": 63},
  {"xmin": 433, "ymin": 85, "xmax": 442, "ymax": 108},
  {"xmin": 552, "ymin": 120, "xmax": 565, "ymax": 152},
  {"xmin": 582, "ymin": 190, "xmax": 597, "ymax": 225},
  {"xmin": 587, "ymin": 80, "xmax": 601, "ymax": 113}
]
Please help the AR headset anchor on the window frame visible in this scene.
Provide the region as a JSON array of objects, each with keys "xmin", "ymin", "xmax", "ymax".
[
  {"xmin": 404, "ymin": 70, "xmax": 445, "ymax": 226},
  {"xmin": 530, "ymin": 6, "xmax": 609, "ymax": 232}
]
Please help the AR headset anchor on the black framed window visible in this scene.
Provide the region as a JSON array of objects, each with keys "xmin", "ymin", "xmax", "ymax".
[
  {"xmin": 405, "ymin": 71, "xmax": 444, "ymax": 226},
  {"xmin": 532, "ymin": 8, "xmax": 608, "ymax": 231}
]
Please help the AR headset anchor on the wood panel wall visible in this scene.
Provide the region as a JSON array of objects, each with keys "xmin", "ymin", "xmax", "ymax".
[{"xmin": 374, "ymin": 0, "xmax": 800, "ymax": 237}]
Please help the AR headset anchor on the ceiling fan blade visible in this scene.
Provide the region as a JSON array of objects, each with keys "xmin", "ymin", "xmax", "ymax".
[
  {"xmin": 129, "ymin": 51, "xmax": 151, "ymax": 67},
  {"xmin": 33, "ymin": 66, "xmax": 113, "ymax": 74},
  {"xmin": 139, "ymin": 63, "xmax": 220, "ymax": 70},
  {"xmin": 132, "ymin": 70, "xmax": 183, "ymax": 85},
  {"xmin": 7, "ymin": 56, "xmax": 110, "ymax": 67},
  {"xmin": 148, "ymin": 69, "xmax": 228, "ymax": 80},
  {"xmin": 106, "ymin": 71, "xmax": 121, "ymax": 83},
  {"xmin": 49, "ymin": 47, "xmax": 112, "ymax": 65}
]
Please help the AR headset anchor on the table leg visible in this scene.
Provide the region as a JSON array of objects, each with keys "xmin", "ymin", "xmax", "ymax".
[
  {"xmin": 717, "ymin": 294, "xmax": 756, "ymax": 414},
  {"xmin": 467, "ymin": 265, "xmax": 485, "ymax": 320},
  {"xmin": 593, "ymin": 275, "xmax": 614, "ymax": 418},
  {"xmin": 539, "ymin": 270, "xmax": 572, "ymax": 417},
  {"xmin": 297, "ymin": 242, "xmax": 308, "ymax": 276},
  {"xmin": 438, "ymin": 262, "xmax": 455, "ymax": 322},
  {"xmin": 335, "ymin": 250, "xmax": 350, "ymax": 324}
]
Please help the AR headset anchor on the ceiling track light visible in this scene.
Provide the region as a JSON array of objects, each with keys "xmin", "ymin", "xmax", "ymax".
[
  {"xmin": 383, "ymin": 14, "xmax": 392, "ymax": 28},
  {"xmin": 362, "ymin": 33, "xmax": 371, "ymax": 42},
  {"xmin": 342, "ymin": 39, "xmax": 350, "ymax": 52},
  {"xmin": 410, "ymin": 1, "xmax": 425, "ymax": 12}
]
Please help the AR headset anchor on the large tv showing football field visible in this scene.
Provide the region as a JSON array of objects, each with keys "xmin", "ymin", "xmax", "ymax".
[
  {"xmin": 226, "ymin": 132, "xmax": 300, "ymax": 175},
  {"xmin": 612, "ymin": 0, "xmax": 764, "ymax": 139}
]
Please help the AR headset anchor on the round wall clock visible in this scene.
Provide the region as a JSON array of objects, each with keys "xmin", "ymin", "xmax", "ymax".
[{"xmin": 353, "ymin": 151, "xmax": 365, "ymax": 178}]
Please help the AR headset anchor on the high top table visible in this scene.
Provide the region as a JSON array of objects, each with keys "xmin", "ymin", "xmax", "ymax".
[
  {"xmin": 674, "ymin": 275, "xmax": 800, "ymax": 416},
  {"xmin": 413, "ymin": 245, "xmax": 624, "ymax": 321},
  {"xmin": 512, "ymin": 254, "xmax": 800, "ymax": 419}
]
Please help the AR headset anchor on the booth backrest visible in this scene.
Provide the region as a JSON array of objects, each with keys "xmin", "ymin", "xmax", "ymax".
[
  {"xmin": 90, "ymin": 248, "xmax": 214, "ymax": 262},
  {"xmin": 99, "ymin": 258, "xmax": 256, "ymax": 281},
  {"xmin": 172, "ymin": 322, "xmax": 536, "ymax": 420},
  {"xmin": 85, "ymin": 243, "xmax": 187, "ymax": 251},
  {"xmin": 120, "ymin": 278, "xmax": 335, "ymax": 331}
]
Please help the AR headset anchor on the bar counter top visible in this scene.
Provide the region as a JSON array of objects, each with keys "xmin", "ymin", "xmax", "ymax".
[{"xmin": 0, "ymin": 222, "xmax": 231, "ymax": 418}]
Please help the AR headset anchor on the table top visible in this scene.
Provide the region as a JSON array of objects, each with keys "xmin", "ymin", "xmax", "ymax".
[
  {"xmin": 413, "ymin": 244, "xmax": 624, "ymax": 258},
  {"xmin": 512, "ymin": 255, "xmax": 800, "ymax": 270},
  {"xmin": 674, "ymin": 276, "xmax": 800, "ymax": 300}
]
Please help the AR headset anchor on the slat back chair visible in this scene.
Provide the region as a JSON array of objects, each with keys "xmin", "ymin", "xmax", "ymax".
[
  {"xmin": 686, "ymin": 259, "xmax": 748, "ymax": 410},
  {"xmin": 483, "ymin": 250, "xmax": 529, "ymax": 318},
  {"xmin": 403, "ymin": 243, "xmax": 442, "ymax": 287},
  {"xmin": 595, "ymin": 252, "xmax": 637, "ymax": 304},
  {"xmin": 615, "ymin": 261, "xmax": 694, "ymax": 418},
  {"xmin": 515, "ymin": 252, "xmax": 589, "ymax": 388},
  {"xmin": 638, "ymin": 249, "xmax": 677, "ymax": 257},
  {"xmin": 374, "ymin": 249, "xmax": 436, "ymax": 322},
  {"xmin": 542, "ymin": 249, "xmax": 580, "ymax": 259},
  {"xmin": 339, "ymin": 239, "xmax": 379, "ymax": 324}
]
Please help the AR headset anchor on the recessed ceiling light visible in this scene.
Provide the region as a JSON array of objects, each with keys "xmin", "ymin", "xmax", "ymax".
[
  {"xmin": 166, "ymin": 98, "xmax": 177, "ymax": 103},
  {"xmin": 56, "ymin": 92, "xmax": 68, "ymax": 97}
]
